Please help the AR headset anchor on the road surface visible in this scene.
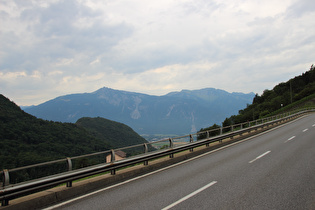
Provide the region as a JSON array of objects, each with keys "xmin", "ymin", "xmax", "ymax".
[{"xmin": 45, "ymin": 114, "xmax": 315, "ymax": 210}]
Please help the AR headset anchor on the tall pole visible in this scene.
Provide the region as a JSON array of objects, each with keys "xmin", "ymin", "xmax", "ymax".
[{"xmin": 290, "ymin": 80, "xmax": 293, "ymax": 104}]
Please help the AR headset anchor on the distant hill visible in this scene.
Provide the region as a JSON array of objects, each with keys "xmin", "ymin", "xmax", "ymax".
[
  {"xmin": 76, "ymin": 117, "xmax": 148, "ymax": 149},
  {"xmin": 0, "ymin": 95, "xmax": 148, "ymax": 170},
  {"xmin": 24, "ymin": 88, "xmax": 255, "ymax": 135}
]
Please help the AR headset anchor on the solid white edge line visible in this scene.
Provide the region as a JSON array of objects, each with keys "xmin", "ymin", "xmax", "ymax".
[
  {"xmin": 161, "ymin": 181, "xmax": 217, "ymax": 210},
  {"xmin": 249, "ymin": 151, "xmax": 271, "ymax": 163},
  {"xmin": 285, "ymin": 136, "xmax": 296, "ymax": 143},
  {"xmin": 44, "ymin": 115, "xmax": 307, "ymax": 209}
]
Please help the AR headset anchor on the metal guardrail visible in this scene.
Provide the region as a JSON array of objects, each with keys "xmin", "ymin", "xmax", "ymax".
[{"xmin": 1, "ymin": 108, "xmax": 314, "ymax": 206}]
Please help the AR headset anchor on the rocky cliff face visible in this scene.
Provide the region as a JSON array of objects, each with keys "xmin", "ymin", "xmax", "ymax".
[{"xmin": 25, "ymin": 87, "xmax": 254, "ymax": 135}]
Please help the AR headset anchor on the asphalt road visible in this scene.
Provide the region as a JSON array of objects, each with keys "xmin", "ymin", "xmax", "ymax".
[{"xmin": 46, "ymin": 114, "xmax": 315, "ymax": 210}]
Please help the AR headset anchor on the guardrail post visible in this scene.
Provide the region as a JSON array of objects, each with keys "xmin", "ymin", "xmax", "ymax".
[
  {"xmin": 169, "ymin": 138, "xmax": 174, "ymax": 158},
  {"xmin": 2, "ymin": 169, "xmax": 9, "ymax": 187},
  {"xmin": 1, "ymin": 199, "xmax": 9, "ymax": 207},
  {"xmin": 66, "ymin": 158, "xmax": 73, "ymax": 187},
  {"xmin": 190, "ymin": 134, "xmax": 194, "ymax": 143},
  {"xmin": 144, "ymin": 143, "xmax": 148, "ymax": 153},
  {"xmin": 1, "ymin": 169, "xmax": 10, "ymax": 206},
  {"xmin": 169, "ymin": 138, "xmax": 174, "ymax": 148},
  {"xmin": 206, "ymin": 132, "xmax": 210, "ymax": 147},
  {"xmin": 144, "ymin": 143, "xmax": 148, "ymax": 165},
  {"xmin": 190, "ymin": 135, "xmax": 194, "ymax": 152},
  {"xmin": 110, "ymin": 150, "xmax": 116, "ymax": 175},
  {"xmin": 110, "ymin": 149, "xmax": 115, "ymax": 163},
  {"xmin": 230, "ymin": 125, "xmax": 234, "ymax": 139}
]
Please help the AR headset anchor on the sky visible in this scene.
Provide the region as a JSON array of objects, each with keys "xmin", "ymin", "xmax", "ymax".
[{"xmin": 1, "ymin": 0, "xmax": 314, "ymax": 106}]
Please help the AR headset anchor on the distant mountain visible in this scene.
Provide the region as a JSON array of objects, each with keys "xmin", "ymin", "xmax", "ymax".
[
  {"xmin": 76, "ymin": 117, "xmax": 148, "ymax": 149},
  {"xmin": 20, "ymin": 105, "xmax": 35, "ymax": 110},
  {"xmin": 25, "ymin": 87, "xmax": 255, "ymax": 135}
]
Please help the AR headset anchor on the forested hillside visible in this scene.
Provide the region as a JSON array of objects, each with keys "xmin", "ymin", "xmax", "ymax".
[
  {"xmin": 0, "ymin": 95, "xmax": 148, "ymax": 170},
  {"xmin": 200, "ymin": 64, "xmax": 315, "ymax": 131},
  {"xmin": 76, "ymin": 117, "xmax": 147, "ymax": 148},
  {"xmin": 0, "ymin": 94, "xmax": 110, "ymax": 170}
]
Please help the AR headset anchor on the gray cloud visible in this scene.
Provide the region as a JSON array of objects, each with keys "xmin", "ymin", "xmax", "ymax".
[
  {"xmin": 1, "ymin": 0, "xmax": 133, "ymax": 74},
  {"xmin": 286, "ymin": 0, "xmax": 315, "ymax": 18},
  {"xmin": 181, "ymin": 0, "xmax": 224, "ymax": 17}
]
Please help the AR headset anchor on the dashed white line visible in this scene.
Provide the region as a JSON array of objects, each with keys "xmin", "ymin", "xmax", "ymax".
[
  {"xmin": 285, "ymin": 136, "xmax": 296, "ymax": 143},
  {"xmin": 249, "ymin": 151, "xmax": 271, "ymax": 163},
  {"xmin": 303, "ymin": 128, "xmax": 308, "ymax": 132},
  {"xmin": 312, "ymin": 124, "xmax": 315, "ymax": 127},
  {"xmin": 162, "ymin": 181, "xmax": 217, "ymax": 210}
]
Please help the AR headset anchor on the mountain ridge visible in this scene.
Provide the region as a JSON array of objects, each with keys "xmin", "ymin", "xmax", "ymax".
[{"xmin": 24, "ymin": 87, "xmax": 255, "ymax": 135}]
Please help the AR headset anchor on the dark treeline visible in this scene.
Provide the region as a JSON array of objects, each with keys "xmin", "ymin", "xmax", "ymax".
[
  {"xmin": 0, "ymin": 95, "xmax": 149, "ymax": 171},
  {"xmin": 200, "ymin": 64, "xmax": 315, "ymax": 132},
  {"xmin": 76, "ymin": 117, "xmax": 153, "ymax": 156},
  {"xmin": 0, "ymin": 95, "xmax": 111, "ymax": 170}
]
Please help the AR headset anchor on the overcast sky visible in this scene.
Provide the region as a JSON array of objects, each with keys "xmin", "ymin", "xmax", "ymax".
[{"xmin": 1, "ymin": 0, "xmax": 314, "ymax": 106}]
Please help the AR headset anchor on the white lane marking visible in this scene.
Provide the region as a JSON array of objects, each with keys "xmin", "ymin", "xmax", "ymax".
[
  {"xmin": 285, "ymin": 136, "xmax": 296, "ymax": 143},
  {"xmin": 44, "ymin": 127, "xmax": 279, "ymax": 209},
  {"xmin": 161, "ymin": 181, "xmax": 217, "ymax": 210},
  {"xmin": 249, "ymin": 151, "xmax": 271, "ymax": 163},
  {"xmin": 312, "ymin": 124, "xmax": 315, "ymax": 127},
  {"xmin": 303, "ymin": 128, "xmax": 308, "ymax": 132},
  {"xmin": 43, "ymin": 139, "xmax": 234, "ymax": 209},
  {"xmin": 43, "ymin": 160, "xmax": 202, "ymax": 210}
]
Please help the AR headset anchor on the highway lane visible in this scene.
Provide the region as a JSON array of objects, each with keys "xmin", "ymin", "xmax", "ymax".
[{"xmin": 46, "ymin": 114, "xmax": 315, "ymax": 210}]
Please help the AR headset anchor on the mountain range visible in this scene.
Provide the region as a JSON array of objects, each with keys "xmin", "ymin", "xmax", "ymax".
[{"xmin": 24, "ymin": 87, "xmax": 255, "ymax": 135}]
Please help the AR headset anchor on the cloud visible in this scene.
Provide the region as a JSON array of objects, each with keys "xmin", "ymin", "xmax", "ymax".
[
  {"xmin": 0, "ymin": 0, "xmax": 314, "ymax": 106},
  {"xmin": 1, "ymin": 0, "xmax": 133, "ymax": 74},
  {"xmin": 286, "ymin": 0, "xmax": 315, "ymax": 18}
]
